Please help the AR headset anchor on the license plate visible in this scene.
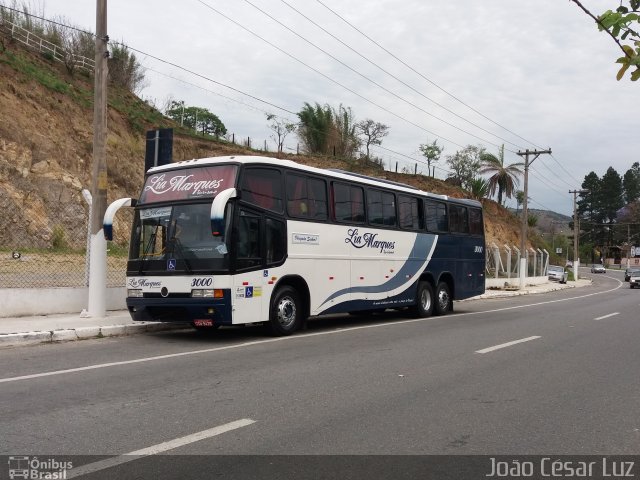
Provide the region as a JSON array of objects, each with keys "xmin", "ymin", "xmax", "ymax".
[{"xmin": 193, "ymin": 319, "xmax": 214, "ymax": 327}]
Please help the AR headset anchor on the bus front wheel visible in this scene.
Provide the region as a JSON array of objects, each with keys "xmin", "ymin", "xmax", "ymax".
[
  {"xmin": 411, "ymin": 281, "xmax": 434, "ymax": 318},
  {"xmin": 435, "ymin": 282, "xmax": 451, "ymax": 315},
  {"xmin": 268, "ymin": 286, "xmax": 303, "ymax": 336}
]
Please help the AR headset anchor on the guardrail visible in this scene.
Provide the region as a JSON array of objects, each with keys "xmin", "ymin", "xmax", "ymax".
[{"xmin": 0, "ymin": 17, "xmax": 94, "ymax": 72}]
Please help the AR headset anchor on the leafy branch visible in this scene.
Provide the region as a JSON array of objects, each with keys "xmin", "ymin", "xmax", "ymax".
[{"xmin": 570, "ymin": 0, "xmax": 640, "ymax": 81}]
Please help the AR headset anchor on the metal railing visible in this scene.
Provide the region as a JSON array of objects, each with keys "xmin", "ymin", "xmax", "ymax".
[{"xmin": 1, "ymin": 17, "xmax": 95, "ymax": 72}]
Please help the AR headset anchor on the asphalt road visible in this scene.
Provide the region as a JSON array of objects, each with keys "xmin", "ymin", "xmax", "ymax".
[{"xmin": 1, "ymin": 271, "xmax": 638, "ymax": 478}]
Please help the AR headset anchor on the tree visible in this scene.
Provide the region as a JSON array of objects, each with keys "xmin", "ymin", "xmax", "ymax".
[
  {"xmin": 479, "ymin": 144, "xmax": 523, "ymax": 205},
  {"xmin": 515, "ymin": 190, "xmax": 525, "ymax": 215},
  {"xmin": 418, "ymin": 140, "xmax": 444, "ymax": 177},
  {"xmin": 623, "ymin": 161, "xmax": 640, "ymax": 203},
  {"xmin": 356, "ymin": 119, "xmax": 389, "ymax": 161},
  {"xmin": 528, "ymin": 214, "xmax": 539, "ymax": 228},
  {"xmin": 570, "ymin": 0, "xmax": 640, "ymax": 81},
  {"xmin": 266, "ymin": 114, "xmax": 296, "ymax": 153},
  {"xmin": 445, "ymin": 145, "xmax": 485, "ymax": 191},
  {"xmin": 329, "ymin": 104, "xmax": 359, "ymax": 159},
  {"xmin": 297, "ymin": 102, "xmax": 333, "ymax": 154},
  {"xmin": 108, "ymin": 43, "xmax": 146, "ymax": 93},
  {"xmin": 468, "ymin": 177, "xmax": 489, "ymax": 200},
  {"xmin": 600, "ymin": 167, "xmax": 624, "ymax": 223},
  {"xmin": 165, "ymin": 102, "xmax": 226, "ymax": 137}
]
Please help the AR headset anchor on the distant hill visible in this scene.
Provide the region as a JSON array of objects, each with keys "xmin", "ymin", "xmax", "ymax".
[{"xmin": 509, "ymin": 208, "xmax": 572, "ymax": 234}]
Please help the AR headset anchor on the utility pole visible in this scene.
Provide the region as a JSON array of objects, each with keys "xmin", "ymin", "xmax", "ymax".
[
  {"xmin": 516, "ymin": 148, "xmax": 552, "ymax": 288},
  {"xmin": 87, "ymin": 0, "xmax": 108, "ymax": 317},
  {"xmin": 569, "ymin": 189, "xmax": 589, "ymax": 279}
]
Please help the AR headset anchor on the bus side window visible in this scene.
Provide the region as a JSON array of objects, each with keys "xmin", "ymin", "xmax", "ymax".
[
  {"xmin": 425, "ymin": 200, "xmax": 448, "ymax": 233},
  {"xmin": 308, "ymin": 177, "xmax": 328, "ymax": 220},
  {"xmin": 469, "ymin": 207, "xmax": 483, "ymax": 235},
  {"xmin": 449, "ymin": 205, "xmax": 469, "ymax": 234},
  {"xmin": 266, "ymin": 218, "xmax": 286, "ymax": 265},
  {"xmin": 241, "ymin": 168, "xmax": 283, "ymax": 213},
  {"xmin": 398, "ymin": 195, "xmax": 421, "ymax": 230}
]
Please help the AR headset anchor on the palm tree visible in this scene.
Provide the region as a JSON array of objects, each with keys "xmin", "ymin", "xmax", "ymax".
[
  {"xmin": 479, "ymin": 145, "xmax": 524, "ymax": 205},
  {"xmin": 468, "ymin": 177, "xmax": 489, "ymax": 200}
]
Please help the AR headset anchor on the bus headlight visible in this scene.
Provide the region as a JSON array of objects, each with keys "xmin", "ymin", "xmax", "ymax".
[
  {"xmin": 191, "ymin": 289, "xmax": 224, "ymax": 298},
  {"xmin": 127, "ymin": 289, "xmax": 143, "ymax": 298}
]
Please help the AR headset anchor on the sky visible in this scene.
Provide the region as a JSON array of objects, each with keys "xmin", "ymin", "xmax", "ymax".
[{"xmin": 25, "ymin": 0, "xmax": 640, "ymax": 216}]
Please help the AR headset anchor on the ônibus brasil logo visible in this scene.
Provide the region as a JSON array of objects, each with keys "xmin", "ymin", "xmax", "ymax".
[{"xmin": 345, "ymin": 228, "xmax": 395, "ymax": 253}]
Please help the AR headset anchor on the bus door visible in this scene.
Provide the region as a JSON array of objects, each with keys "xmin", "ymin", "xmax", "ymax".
[{"xmin": 233, "ymin": 208, "xmax": 287, "ymax": 323}]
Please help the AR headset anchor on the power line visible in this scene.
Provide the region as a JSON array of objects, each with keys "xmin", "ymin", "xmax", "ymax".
[
  {"xmin": 275, "ymin": 0, "xmax": 525, "ymax": 152},
  {"xmin": 194, "ymin": 0, "xmax": 468, "ymax": 151},
  {"xmin": 313, "ymin": 0, "xmax": 542, "ymax": 148}
]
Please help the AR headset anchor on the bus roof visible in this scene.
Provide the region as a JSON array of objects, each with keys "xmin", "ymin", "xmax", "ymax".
[{"xmin": 147, "ymin": 155, "xmax": 481, "ymax": 207}]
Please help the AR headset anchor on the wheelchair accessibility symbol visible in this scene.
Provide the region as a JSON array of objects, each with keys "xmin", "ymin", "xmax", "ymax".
[{"xmin": 167, "ymin": 258, "xmax": 176, "ymax": 271}]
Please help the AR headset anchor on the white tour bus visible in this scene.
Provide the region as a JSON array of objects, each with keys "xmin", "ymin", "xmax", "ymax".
[{"xmin": 104, "ymin": 155, "xmax": 485, "ymax": 336}]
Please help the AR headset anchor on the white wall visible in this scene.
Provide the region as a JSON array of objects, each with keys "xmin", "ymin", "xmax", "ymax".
[
  {"xmin": 485, "ymin": 276, "xmax": 549, "ymax": 289},
  {"xmin": 0, "ymin": 287, "xmax": 126, "ymax": 317}
]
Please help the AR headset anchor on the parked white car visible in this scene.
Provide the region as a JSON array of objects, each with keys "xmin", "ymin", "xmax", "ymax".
[{"xmin": 548, "ymin": 265, "xmax": 568, "ymax": 284}]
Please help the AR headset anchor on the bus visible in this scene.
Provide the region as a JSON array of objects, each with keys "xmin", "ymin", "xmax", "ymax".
[{"xmin": 104, "ymin": 155, "xmax": 485, "ymax": 336}]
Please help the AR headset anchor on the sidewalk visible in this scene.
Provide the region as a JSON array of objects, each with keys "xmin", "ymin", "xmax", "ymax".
[{"xmin": 0, "ymin": 279, "xmax": 592, "ymax": 348}]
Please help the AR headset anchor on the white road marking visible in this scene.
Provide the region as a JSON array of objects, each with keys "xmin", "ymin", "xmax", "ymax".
[
  {"xmin": 594, "ymin": 312, "xmax": 620, "ymax": 321},
  {"xmin": 475, "ymin": 336, "xmax": 541, "ymax": 354},
  {"xmin": 0, "ymin": 281, "xmax": 624, "ymax": 384},
  {"xmin": 66, "ymin": 418, "xmax": 255, "ymax": 478}
]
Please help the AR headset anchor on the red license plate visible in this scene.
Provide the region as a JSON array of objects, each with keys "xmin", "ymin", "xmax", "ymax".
[{"xmin": 193, "ymin": 319, "xmax": 214, "ymax": 327}]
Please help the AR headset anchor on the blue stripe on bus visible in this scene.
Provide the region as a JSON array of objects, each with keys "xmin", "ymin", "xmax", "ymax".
[{"xmin": 318, "ymin": 233, "xmax": 436, "ymax": 308}]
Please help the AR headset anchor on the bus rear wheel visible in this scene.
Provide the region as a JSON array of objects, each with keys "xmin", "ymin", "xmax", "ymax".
[
  {"xmin": 410, "ymin": 281, "xmax": 434, "ymax": 318},
  {"xmin": 434, "ymin": 282, "xmax": 451, "ymax": 315},
  {"xmin": 268, "ymin": 285, "xmax": 303, "ymax": 336}
]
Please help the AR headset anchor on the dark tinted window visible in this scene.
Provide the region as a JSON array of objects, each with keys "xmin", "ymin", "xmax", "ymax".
[
  {"xmin": 425, "ymin": 200, "xmax": 448, "ymax": 233},
  {"xmin": 367, "ymin": 189, "xmax": 396, "ymax": 226},
  {"xmin": 333, "ymin": 183, "xmax": 365, "ymax": 223},
  {"xmin": 449, "ymin": 204, "xmax": 469, "ymax": 234},
  {"xmin": 398, "ymin": 195, "xmax": 422, "ymax": 230},
  {"xmin": 469, "ymin": 207, "xmax": 483, "ymax": 235},
  {"xmin": 236, "ymin": 211, "xmax": 261, "ymax": 270},
  {"xmin": 286, "ymin": 174, "xmax": 328, "ymax": 220},
  {"xmin": 241, "ymin": 168, "xmax": 283, "ymax": 213},
  {"xmin": 265, "ymin": 218, "xmax": 286, "ymax": 264}
]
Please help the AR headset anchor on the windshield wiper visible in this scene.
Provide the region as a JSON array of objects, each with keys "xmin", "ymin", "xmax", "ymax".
[
  {"xmin": 167, "ymin": 235, "xmax": 193, "ymax": 274},
  {"xmin": 138, "ymin": 224, "xmax": 160, "ymax": 274}
]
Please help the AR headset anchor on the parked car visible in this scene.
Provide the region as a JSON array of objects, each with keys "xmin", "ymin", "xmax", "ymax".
[
  {"xmin": 625, "ymin": 268, "xmax": 640, "ymax": 282},
  {"xmin": 630, "ymin": 271, "xmax": 640, "ymax": 288},
  {"xmin": 548, "ymin": 265, "xmax": 568, "ymax": 284},
  {"xmin": 591, "ymin": 264, "xmax": 606, "ymax": 273}
]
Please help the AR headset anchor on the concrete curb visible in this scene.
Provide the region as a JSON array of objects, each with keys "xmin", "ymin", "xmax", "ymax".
[{"xmin": 0, "ymin": 322, "xmax": 185, "ymax": 348}]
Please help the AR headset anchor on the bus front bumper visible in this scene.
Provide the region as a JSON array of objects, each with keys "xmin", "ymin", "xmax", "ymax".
[{"xmin": 126, "ymin": 290, "xmax": 232, "ymax": 326}]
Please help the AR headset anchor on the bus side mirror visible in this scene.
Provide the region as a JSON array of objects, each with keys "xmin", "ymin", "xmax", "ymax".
[
  {"xmin": 211, "ymin": 188, "xmax": 237, "ymax": 237},
  {"xmin": 103, "ymin": 198, "xmax": 137, "ymax": 240}
]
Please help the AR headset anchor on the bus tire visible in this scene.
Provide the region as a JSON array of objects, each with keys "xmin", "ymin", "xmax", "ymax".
[
  {"xmin": 268, "ymin": 285, "xmax": 303, "ymax": 336},
  {"xmin": 411, "ymin": 281, "xmax": 434, "ymax": 318},
  {"xmin": 434, "ymin": 281, "xmax": 451, "ymax": 316}
]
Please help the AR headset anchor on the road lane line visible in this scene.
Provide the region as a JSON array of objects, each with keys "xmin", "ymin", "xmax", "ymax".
[
  {"xmin": 0, "ymin": 281, "xmax": 624, "ymax": 384},
  {"xmin": 66, "ymin": 418, "xmax": 255, "ymax": 478},
  {"xmin": 475, "ymin": 336, "xmax": 541, "ymax": 354},
  {"xmin": 594, "ymin": 312, "xmax": 620, "ymax": 321}
]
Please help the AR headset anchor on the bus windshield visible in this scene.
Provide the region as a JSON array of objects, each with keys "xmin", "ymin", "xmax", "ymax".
[{"xmin": 129, "ymin": 203, "xmax": 230, "ymax": 272}]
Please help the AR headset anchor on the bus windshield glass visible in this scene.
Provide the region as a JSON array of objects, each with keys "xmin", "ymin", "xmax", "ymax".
[{"xmin": 130, "ymin": 203, "xmax": 230, "ymax": 272}]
